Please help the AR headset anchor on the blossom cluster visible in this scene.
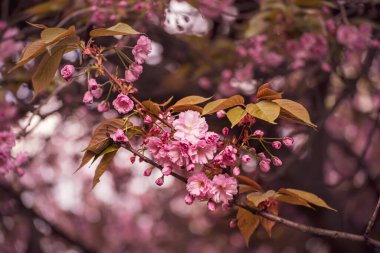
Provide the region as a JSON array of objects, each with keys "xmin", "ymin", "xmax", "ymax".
[{"xmin": 0, "ymin": 102, "xmax": 28, "ymax": 177}]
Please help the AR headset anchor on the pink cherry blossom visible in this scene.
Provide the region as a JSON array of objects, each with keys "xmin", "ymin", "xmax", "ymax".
[
  {"xmin": 259, "ymin": 160, "xmax": 271, "ymax": 173},
  {"xmin": 173, "ymin": 110, "xmax": 208, "ymax": 144},
  {"xmin": 184, "ymin": 194, "xmax": 194, "ymax": 205},
  {"xmin": 216, "ymin": 110, "xmax": 226, "ymax": 118},
  {"xmin": 144, "ymin": 115, "xmax": 152, "ymax": 124},
  {"xmin": 214, "ymin": 145, "xmax": 237, "ymax": 167},
  {"xmin": 110, "ymin": 129, "xmax": 128, "ymax": 143},
  {"xmin": 132, "ymin": 35, "xmax": 152, "ymax": 64},
  {"xmin": 88, "ymin": 79, "xmax": 103, "ymax": 99},
  {"xmin": 186, "ymin": 172, "xmax": 212, "ymax": 198},
  {"xmin": 125, "ymin": 63, "xmax": 143, "ymax": 83},
  {"xmin": 112, "ymin": 93, "xmax": 134, "ymax": 114},
  {"xmin": 242, "ymin": 155, "xmax": 251, "ymax": 163},
  {"xmin": 210, "ymin": 174, "xmax": 238, "ymax": 204},
  {"xmin": 82, "ymin": 91, "xmax": 93, "ymax": 104},
  {"xmin": 189, "ymin": 140, "xmax": 217, "ymax": 164},
  {"xmin": 60, "ymin": 65, "xmax": 75, "ymax": 81},
  {"xmin": 97, "ymin": 101, "xmax": 110, "ymax": 112}
]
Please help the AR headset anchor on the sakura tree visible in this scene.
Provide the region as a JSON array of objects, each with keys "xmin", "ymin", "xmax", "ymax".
[{"xmin": 0, "ymin": 0, "xmax": 380, "ymax": 253}]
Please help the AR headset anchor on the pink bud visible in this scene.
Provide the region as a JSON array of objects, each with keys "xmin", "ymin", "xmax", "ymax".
[
  {"xmin": 217, "ymin": 141, "xmax": 224, "ymax": 148},
  {"xmin": 83, "ymin": 91, "xmax": 93, "ymax": 104},
  {"xmin": 97, "ymin": 101, "xmax": 110, "ymax": 112},
  {"xmin": 130, "ymin": 156, "xmax": 136, "ymax": 164},
  {"xmin": 144, "ymin": 115, "xmax": 152, "ymax": 124},
  {"xmin": 249, "ymin": 148, "xmax": 256, "ymax": 153},
  {"xmin": 222, "ymin": 127, "xmax": 229, "ymax": 136},
  {"xmin": 271, "ymin": 156, "xmax": 282, "ymax": 166},
  {"xmin": 155, "ymin": 176, "xmax": 164, "ymax": 186},
  {"xmin": 217, "ymin": 110, "xmax": 226, "ymax": 119},
  {"xmin": 144, "ymin": 168, "xmax": 152, "ymax": 176},
  {"xmin": 222, "ymin": 202, "xmax": 231, "ymax": 211},
  {"xmin": 259, "ymin": 160, "xmax": 271, "ymax": 173},
  {"xmin": 184, "ymin": 194, "xmax": 194, "ymax": 205},
  {"xmin": 207, "ymin": 201, "xmax": 216, "ymax": 212},
  {"xmin": 253, "ymin": 130, "xmax": 264, "ymax": 137},
  {"xmin": 272, "ymin": 141, "xmax": 282, "ymax": 150},
  {"xmin": 162, "ymin": 166, "xmax": 172, "ymax": 176},
  {"xmin": 232, "ymin": 166, "xmax": 240, "ymax": 176},
  {"xmin": 186, "ymin": 163, "xmax": 195, "ymax": 172},
  {"xmin": 229, "ymin": 219, "xmax": 237, "ymax": 228},
  {"xmin": 282, "ymin": 137, "xmax": 294, "ymax": 147},
  {"xmin": 242, "ymin": 155, "xmax": 251, "ymax": 163},
  {"xmin": 257, "ymin": 152, "xmax": 266, "ymax": 159},
  {"xmin": 16, "ymin": 168, "xmax": 25, "ymax": 177}
]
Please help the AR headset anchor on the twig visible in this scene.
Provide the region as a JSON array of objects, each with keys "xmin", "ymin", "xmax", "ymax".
[
  {"xmin": 237, "ymin": 204, "xmax": 380, "ymax": 248},
  {"xmin": 364, "ymin": 197, "xmax": 380, "ymax": 239},
  {"xmin": 122, "ymin": 143, "xmax": 187, "ymax": 183},
  {"xmin": 118, "ymin": 145, "xmax": 380, "ymax": 248}
]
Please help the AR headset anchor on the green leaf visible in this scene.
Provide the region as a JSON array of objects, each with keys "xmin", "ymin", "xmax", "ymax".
[
  {"xmin": 273, "ymin": 99, "xmax": 317, "ymax": 128},
  {"xmin": 278, "ymin": 188, "xmax": 336, "ymax": 211},
  {"xmin": 237, "ymin": 207, "xmax": 260, "ymax": 247},
  {"xmin": 246, "ymin": 101, "xmax": 280, "ymax": 124},
  {"xmin": 90, "ymin": 23, "xmax": 141, "ymax": 38},
  {"xmin": 92, "ymin": 150, "xmax": 118, "ymax": 189},
  {"xmin": 226, "ymin": 106, "xmax": 247, "ymax": 127},
  {"xmin": 247, "ymin": 190, "xmax": 276, "ymax": 207},
  {"xmin": 86, "ymin": 118, "xmax": 126, "ymax": 154},
  {"xmin": 202, "ymin": 95, "xmax": 245, "ymax": 115},
  {"xmin": 172, "ymin": 96, "xmax": 211, "ymax": 108}
]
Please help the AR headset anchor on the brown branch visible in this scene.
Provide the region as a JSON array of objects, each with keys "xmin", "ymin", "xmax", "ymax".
[
  {"xmin": 121, "ymin": 143, "xmax": 187, "ymax": 183},
  {"xmin": 364, "ymin": 197, "xmax": 380, "ymax": 239},
  {"xmin": 237, "ymin": 203, "xmax": 380, "ymax": 248},
  {"xmin": 118, "ymin": 144, "xmax": 380, "ymax": 248}
]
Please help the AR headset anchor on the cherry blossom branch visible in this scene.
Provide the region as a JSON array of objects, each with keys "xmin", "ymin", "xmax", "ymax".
[
  {"xmin": 237, "ymin": 203, "xmax": 380, "ymax": 248},
  {"xmin": 121, "ymin": 143, "xmax": 187, "ymax": 183},
  {"xmin": 118, "ymin": 144, "xmax": 380, "ymax": 248},
  {"xmin": 364, "ymin": 197, "xmax": 380, "ymax": 240}
]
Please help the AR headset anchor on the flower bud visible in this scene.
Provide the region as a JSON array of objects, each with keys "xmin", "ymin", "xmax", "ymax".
[
  {"xmin": 61, "ymin": 64, "xmax": 75, "ymax": 81},
  {"xmin": 222, "ymin": 127, "xmax": 229, "ymax": 136},
  {"xmin": 259, "ymin": 160, "xmax": 271, "ymax": 173},
  {"xmin": 144, "ymin": 115, "xmax": 152, "ymax": 124},
  {"xmin": 229, "ymin": 219, "xmax": 237, "ymax": 228},
  {"xmin": 144, "ymin": 168, "xmax": 152, "ymax": 176},
  {"xmin": 184, "ymin": 194, "xmax": 194, "ymax": 205},
  {"xmin": 207, "ymin": 201, "xmax": 216, "ymax": 212},
  {"xmin": 155, "ymin": 176, "xmax": 164, "ymax": 186},
  {"xmin": 242, "ymin": 155, "xmax": 251, "ymax": 163},
  {"xmin": 272, "ymin": 141, "xmax": 282, "ymax": 150},
  {"xmin": 162, "ymin": 166, "xmax": 172, "ymax": 176},
  {"xmin": 232, "ymin": 166, "xmax": 240, "ymax": 176},
  {"xmin": 130, "ymin": 156, "xmax": 136, "ymax": 164},
  {"xmin": 253, "ymin": 130, "xmax": 264, "ymax": 137},
  {"xmin": 217, "ymin": 110, "xmax": 226, "ymax": 119},
  {"xmin": 271, "ymin": 156, "xmax": 282, "ymax": 167},
  {"xmin": 282, "ymin": 137, "xmax": 294, "ymax": 147}
]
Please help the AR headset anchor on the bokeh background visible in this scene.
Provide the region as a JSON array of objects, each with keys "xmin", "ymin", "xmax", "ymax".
[{"xmin": 1, "ymin": 0, "xmax": 380, "ymax": 252}]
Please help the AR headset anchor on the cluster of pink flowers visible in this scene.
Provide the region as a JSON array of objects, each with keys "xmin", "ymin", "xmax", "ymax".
[
  {"xmin": 286, "ymin": 33, "xmax": 330, "ymax": 71},
  {"xmin": 146, "ymin": 111, "xmax": 219, "ymax": 173},
  {"xmin": 83, "ymin": 78, "xmax": 103, "ymax": 105},
  {"xmin": 0, "ymin": 102, "xmax": 28, "ymax": 177}
]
